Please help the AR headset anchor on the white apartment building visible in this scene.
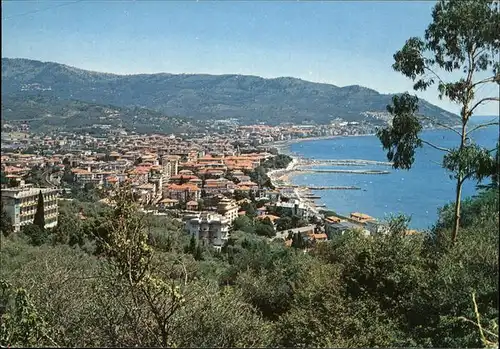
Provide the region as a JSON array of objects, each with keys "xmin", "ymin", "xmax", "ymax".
[
  {"xmin": 216, "ymin": 197, "xmax": 239, "ymax": 223},
  {"xmin": 275, "ymin": 200, "xmax": 310, "ymax": 218},
  {"xmin": 161, "ymin": 155, "xmax": 180, "ymax": 181},
  {"xmin": 185, "ymin": 212, "xmax": 230, "ymax": 251},
  {"xmin": 1, "ymin": 187, "xmax": 59, "ymax": 232}
]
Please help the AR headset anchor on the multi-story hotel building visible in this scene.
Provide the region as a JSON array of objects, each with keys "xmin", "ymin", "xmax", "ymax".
[
  {"xmin": 161, "ymin": 155, "xmax": 180, "ymax": 181},
  {"xmin": 185, "ymin": 212, "xmax": 230, "ymax": 251},
  {"xmin": 216, "ymin": 197, "xmax": 239, "ymax": 223},
  {"xmin": 1, "ymin": 187, "xmax": 59, "ymax": 232}
]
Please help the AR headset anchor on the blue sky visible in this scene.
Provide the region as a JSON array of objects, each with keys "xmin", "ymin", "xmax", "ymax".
[{"xmin": 2, "ymin": 0, "xmax": 498, "ymax": 115}]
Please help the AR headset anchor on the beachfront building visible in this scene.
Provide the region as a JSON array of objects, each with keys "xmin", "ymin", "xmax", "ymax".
[
  {"xmin": 185, "ymin": 212, "xmax": 230, "ymax": 251},
  {"xmin": 350, "ymin": 212, "xmax": 376, "ymax": 223},
  {"xmin": 325, "ymin": 221, "xmax": 367, "ymax": 238},
  {"xmin": 365, "ymin": 220, "xmax": 390, "ymax": 235},
  {"xmin": 1, "ymin": 187, "xmax": 59, "ymax": 232},
  {"xmin": 324, "ymin": 216, "xmax": 342, "ymax": 236},
  {"xmin": 263, "ymin": 189, "xmax": 281, "ymax": 202},
  {"xmin": 274, "ymin": 200, "xmax": 310, "ymax": 218},
  {"xmin": 274, "ymin": 224, "xmax": 317, "ymax": 241}
]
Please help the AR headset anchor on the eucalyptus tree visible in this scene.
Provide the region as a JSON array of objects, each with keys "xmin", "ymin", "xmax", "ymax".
[{"xmin": 377, "ymin": 0, "xmax": 499, "ymax": 243}]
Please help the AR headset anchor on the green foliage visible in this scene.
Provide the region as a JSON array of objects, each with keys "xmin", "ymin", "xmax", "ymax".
[
  {"xmin": 260, "ymin": 154, "xmax": 293, "ymax": 170},
  {"xmin": 393, "ymin": 0, "xmax": 499, "ymax": 96},
  {"xmin": 459, "ymin": 292, "xmax": 499, "ymax": 348},
  {"xmin": 0, "ymin": 281, "xmax": 55, "ymax": 347},
  {"xmin": 254, "ymin": 221, "xmax": 275, "ymax": 238},
  {"xmin": 33, "ymin": 190, "xmax": 45, "ymax": 230},
  {"xmin": 377, "ymin": 93, "xmax": 423, "ymax": 169},
  {"xmin": 245, "ymin": 155, "xmax": 292, "ymax": 189},
  {"xmin": 0, "ymin": 171, "xmax": 7, "ymax": 185},
  {"xmin": 0, "ymin": 185, "xmax": 497, "ymax": 347},
  {"xmin": 60, "ymin": 166, "xmax": 74, "ymax": 184},
  {"xmin": 275, "ymin": 215, "xmax": 306, "ymax": 231},
  {"xmin": 291, "ymin": 232, "xmax": 307, "ymax": 249},
  {"xmin": 22, "ymin": 224, "xmax": 49, "ymax": 246},
  {"xmin": 414, "ymin": 218, "xmax": 498, "ymax": 347},
  {"xmin": 240, "ymin": 201, "xmax": 257, "ymax": 217},
  {"xmin": 319, "ymin": 209, "xmax": 337, "ymax": 217},
  {"xmin": 63, "ymin": 182, "xmax": 103, "ymax": 202},
  {"xmin": 433, "ymin": 187, "xmax": 499, "ymax": 234},
  {"xmin": 277, "ymin": 216, "xmax": 294, "ymax": 232},
  {"xmin": 233, "ymin": 190, "xmax": 250, "ymax": 201},
  {"xmin": 232, "ymin": 215, "xmax": 255, "ymax": 234},
  {"xmin": 443, "ymin": 143, "xmax": 496, "ymax": 182},
  {"xmin": 274, "ymin": 266, "xmax": 404, "ymax": 347},
  {"xmin": 186, "ymin": 234, "xmax": 197, "ymax": 254},
  {"xmin": 0, "ymin": 201, "xmax": 13, "ymax": 237},
  {"xmin": 96, "ymin": 189, "xmax": 153, "ymax": 285},
  {"xmin": 386, "ymin": 213, "xmax": 412, "ymax": 236},
  {"xmin": 52, "ymin": 208, "xmax": 85, "ymax": 247},
  {"xmin": 173, "ymin": 282, "xmax": 273, "ymax": 347},
  {"xmin": 248, "ymin": 166, "xmax": 273, "ymax": 189}
]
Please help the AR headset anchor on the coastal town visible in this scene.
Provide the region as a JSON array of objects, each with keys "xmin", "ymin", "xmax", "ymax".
[
  {"xmin": 2, "ymin": 0, "xmax": 498, "ymax": 347},
  {"xmin": 1, "ymin": 121, "xmax": 420, "ymax": 251}
]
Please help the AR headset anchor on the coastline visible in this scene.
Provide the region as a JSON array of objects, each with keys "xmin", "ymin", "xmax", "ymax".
[
  {"xmin": 268, "ymin": 133, "xmax": 375, "ymax": 149},
  {"xmin": 268, "ymin": 156, "xmax": 323, "ymax": 216},
  {"xmin": 266, "ymin": 124, "xmax": 459, "ymax": 150},
  {"xmin": 267, "ymin": 125, "xmax": 466, "ymax": 222},
  {"xmin": 268, "ymin": 132, "xmax": 384, "ymax": 218}
]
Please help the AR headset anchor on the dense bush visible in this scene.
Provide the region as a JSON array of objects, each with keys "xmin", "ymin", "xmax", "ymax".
[{"xmin": 1, "ymin": 188, "xmax": 498, "ymax": 347}]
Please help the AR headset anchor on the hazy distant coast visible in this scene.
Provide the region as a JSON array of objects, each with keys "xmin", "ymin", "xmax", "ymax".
[
  {"xmin": 267, "ymin": 123, "xmax": 463, "ymax": 151},
  {"xmin": 268, "ymin": 133, "xmax": 376, "ymax": 149}
]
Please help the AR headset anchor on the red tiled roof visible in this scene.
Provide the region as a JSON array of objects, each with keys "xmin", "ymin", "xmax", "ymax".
[{"xmin": 167, "ymin": 184, "xmax": 200, "ymax": 191}]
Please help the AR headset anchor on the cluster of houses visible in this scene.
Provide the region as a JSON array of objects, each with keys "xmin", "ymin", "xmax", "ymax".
[{"xmin": 2, "ymin": 131, "xmax": 418, "ymax": 250}]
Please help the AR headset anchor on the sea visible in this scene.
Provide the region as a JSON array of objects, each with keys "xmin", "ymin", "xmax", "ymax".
[{"xmin": 288, "ymin": 116, "xmax": 499, "ymax": 230}]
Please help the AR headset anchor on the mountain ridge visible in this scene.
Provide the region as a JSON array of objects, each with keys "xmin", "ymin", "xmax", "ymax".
[{"xmin": 1, "ymin": 57, "xmax": 458, "ymax": 126}]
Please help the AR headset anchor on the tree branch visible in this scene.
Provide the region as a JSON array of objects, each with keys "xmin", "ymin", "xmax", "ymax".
[
  {"xmin": 458, "ymin": 316, "xmax": 499, "ymax": 339},
  {"xmin": 466, "ymin": 121, "xmax": 500, "ymax": 136},
  {"xmin": 418, "ymin": 114, "xmax": 462, "ymax": 135},
  {"xmin": 469, "ymin": 97, "xmax": 500, "ymax": 115},
  {"xmin": 461, "ymin": 172, "xmax": 475, "ymax": 185},
  {"xmin": 472, "ymin": 47, "xmax": 487, "ymax": 61},
  {"xmin": 466, "ymin": 45, "xmax": 476, "ymax": 86},
  {"xmin": 420, "ymin": 139, "xmax": 451, "ymax": 153},
  {"xmin": 472, "ymin": 75, "xmax": 498, "ymax": 89},
  {"xmin": 424, "ymin": 65, "xmax": 446, "ymax": 86}
]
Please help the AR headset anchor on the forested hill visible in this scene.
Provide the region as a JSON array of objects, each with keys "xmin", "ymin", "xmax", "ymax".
[
  {"xmin": 1, "ymin": 95, "xmax": 206, "ymax": 135},
  {"xmin": 1, "ymin": 58, "xmax": 458, "ymax": 126}
]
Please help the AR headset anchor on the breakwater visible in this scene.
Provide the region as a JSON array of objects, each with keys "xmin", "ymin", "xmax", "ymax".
[
  {"xmin": 278, "ymin": 185, "xmax": 361, "ymax": 190},
  {"xmin": 294, "ymin": 169, "xmax": 390, "ymax": 175},
  {"xmin": 306, "ymin": 185, "xmax": 361, "ymax": 190},
  {"xmin": 302, "ymin": 159, "xmax": 393, "ymax": 166}
]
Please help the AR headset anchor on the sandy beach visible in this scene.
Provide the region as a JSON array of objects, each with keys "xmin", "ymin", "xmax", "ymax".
[{"xmin": 267, "ymin": 156, "xmax": 323, "ymax": 216}]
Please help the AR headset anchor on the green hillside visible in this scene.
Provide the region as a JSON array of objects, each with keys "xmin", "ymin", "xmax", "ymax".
[
  {"xmin": 1, "ymin": 58, "xmax": 458, "ymax": 126},
  {"xmin": 1, "ymin": 95, "xmax": 205, "ymax": 135}
]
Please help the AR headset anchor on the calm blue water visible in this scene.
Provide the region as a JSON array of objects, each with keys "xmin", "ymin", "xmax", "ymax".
[{"xmin": 289, "ymin": 116, "xmax": 498, "ymax": 229}]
